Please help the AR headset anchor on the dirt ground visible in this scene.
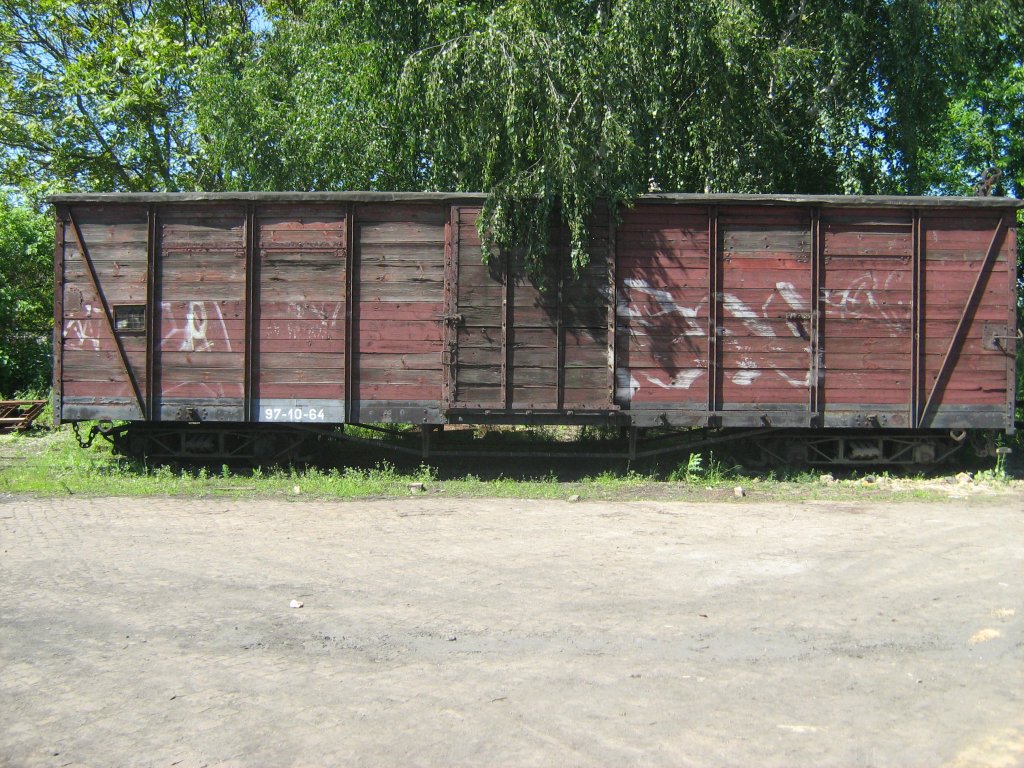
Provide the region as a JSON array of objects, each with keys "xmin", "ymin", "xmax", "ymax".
[{"xmin": 1, "ymin": 492, "xmax": 1022, "ymax": 767}]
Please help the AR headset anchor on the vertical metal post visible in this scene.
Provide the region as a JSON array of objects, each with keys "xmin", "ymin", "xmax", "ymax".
[
  {"xmin": 809, "ymin": 207, "xmax": 822, "ymax": 426},
  {"xmin": 344, "ymin": 203, "xmax": 356, "ymax": 423},
  {"xmin": 707, "ymin": 206, "xmax": 720, "ymax": 424},
  {"xmin": 145, "ymin": 204, "xmax": 158, "ymax": 421},
  {"xmin": 242, "ymin": 204, "xmax": 256, "ymax": 422},
  {"xmin": 910, "ymin": 209, "xmax": 923, "ymax": 428},
  {"xmin": 52, "ymin": 207, "xmax": 66, "ymax": 427},
  {"xmin": 442, "ymin": 205, "xmax": 457, "ymax": 411},
  {"xmin": 420, "ymin": 424, "xmax": 432, "ymax": 459}
]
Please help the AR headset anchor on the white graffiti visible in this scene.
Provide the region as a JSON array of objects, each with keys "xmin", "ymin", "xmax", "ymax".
[
  {"xmin": 722, "ymin": 293, "xmax": 776, "ymax": 338},
  {"xmin": 617, "ymin": 277, "xmax": 820, "ymax": 400},
  {"xmin": 823, "ymin": 271, "xmax": 905, "ymax": 332},
  {"xmin": 159, "ymin": 301, "xmax": 233, "ymax": 352},
  {"xmin": 619, "ymin": 278, "xmax": 703, "ymax": 336},
  {"xmin": 731, "ymin": 358, "xmax": 762, "ymax": 386},
  {"xmin": 615, "ymin": 368, "xmax": 640, "ymax": 401},
  {"xmin": 646, "ymin": 369, "xmax": 705, "ymax": 390},
  {"xmin": 764, "ymin": 281, "xmax": 812, "ymax": 338},
  {"xmin": 63, "ymin": 303, "xmax": 101, "ymax": 351},
  {"xmin": 289, "ymin": 301, "xmax": 343, "ymax": 325}
]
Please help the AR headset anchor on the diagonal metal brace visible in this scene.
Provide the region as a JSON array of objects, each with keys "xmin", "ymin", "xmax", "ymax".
[{"xmin": 919, "ymin": 217, "xmax": 1005, "ymax": 427}]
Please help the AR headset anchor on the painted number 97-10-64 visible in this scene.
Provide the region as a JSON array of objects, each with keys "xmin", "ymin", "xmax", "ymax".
[{"xmin": 264, "ymin": 407, "xmax": 326, "ymax": 422}]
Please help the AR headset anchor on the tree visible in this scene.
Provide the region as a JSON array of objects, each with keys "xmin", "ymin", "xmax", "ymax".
[
  {"xmin": 192, "ymin": 0, "xmax": 433, "ymax": 191},
  {"xmin": 0, "ymin": 0, "xmax": 256, "ymax": 195},
  {"xmin": 0, "ymin": 193, "xmax": 53, "ymax": 396},
  {"xmin": 396, "ymin": 0, "xmax": 1023, "ymax": 271},
  {"xmin": 2, "ymin": 0, "xmax": 1020, "ymax": 266}
]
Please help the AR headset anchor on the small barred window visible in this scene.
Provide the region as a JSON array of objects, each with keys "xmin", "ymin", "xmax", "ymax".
[{"xmin": 114, "ymin": 305, "xmax": 146, "ymax": 334}]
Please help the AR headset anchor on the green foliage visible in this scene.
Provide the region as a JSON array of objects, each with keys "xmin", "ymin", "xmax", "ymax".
[
  {"xmin": 1, "ymin": 0, "xmax": 1021, "ymax": 269},
  {"xmin": 397, "ymin": 0, "xmax": 1024, "ymax": 270},
  {"xmin": 669, "ymin": 451, "xmax": 734, "ymax": 484},
  {"xmin": 0, "ymin": 0, "xmax": 256, "ymax": 194},
  {"xmin": 0, "ymin": 195, "xmax": 53, "ymax": 395}
]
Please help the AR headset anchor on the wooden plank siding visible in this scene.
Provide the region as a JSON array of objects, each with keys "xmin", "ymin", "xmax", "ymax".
[
  {"xmin": 155, "ymin": 205, "xmax": 246, "ymax": 419},
  {"xmin": 821, "ymin": 209, "xmax": 914, "ymax": 408},
  {"xmin": 614, "ymin": 205, "xmax": 711, "ymax": 407},
  {"xmin": 59, "ymin": 205, "xmax": 149, "ymax": 419},
  {"xmin": 351, "ymin": 203, "xmax": 446, "ymax": 414},
  {"xmin": 614, "ymin": 200, "xmax": 1017, "ymax": 429},
  {"xmin": 919, "ymin": 213, "xmax": 1014, "ymax": 414},
  {"xmin": 254, "ymin": 204, "xmax": 347, "ymax": 423},
  {"xmin": 447, "ymin": 207, "xmax": 612, "ymax": 411},
  {"xmin": 53, "ymin": 194, "xmax": 1019, "ymax": 432},
  {"xmin": 718, "ymin": 207, "xmax": 812, "ymax": 410}
]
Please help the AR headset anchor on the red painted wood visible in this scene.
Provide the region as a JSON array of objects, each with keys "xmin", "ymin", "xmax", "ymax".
[{"xmin": 57, "ymin": 197, "xmax": 1018, "ymax": 426}]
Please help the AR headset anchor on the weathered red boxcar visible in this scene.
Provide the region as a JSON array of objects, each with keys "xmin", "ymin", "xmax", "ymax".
[{"xmin": 51, "ymin": 192, "xmax": 1021, "ymax": 465}]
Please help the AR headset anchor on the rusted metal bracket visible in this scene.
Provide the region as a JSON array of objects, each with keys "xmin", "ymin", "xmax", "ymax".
[
  {"xmin": 982, "ymin": 324, "xmax": 1021, "ymax": 352},
  {"xmin": 919, "ymin": 217, "xmax": 1005, "ymax": 426},
  {"xmin": 66, "ymin": 208, "xmax": 146, "ymax": 418}
]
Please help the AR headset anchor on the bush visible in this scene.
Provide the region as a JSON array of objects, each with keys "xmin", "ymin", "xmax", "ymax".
[{"xmin": 0, "ymin": 195, "xmax": 54, "ymax": 397}]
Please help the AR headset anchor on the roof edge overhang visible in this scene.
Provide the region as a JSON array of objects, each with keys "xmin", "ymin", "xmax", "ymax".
[{"xmin": 47, "ymin": 190, "xmax": 1024, "ymax": 209}]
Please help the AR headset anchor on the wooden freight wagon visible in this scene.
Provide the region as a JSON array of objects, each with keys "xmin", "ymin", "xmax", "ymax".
[{"xmin": 51, "ymin": 192, "xmax": 1021, "ymax": 466}]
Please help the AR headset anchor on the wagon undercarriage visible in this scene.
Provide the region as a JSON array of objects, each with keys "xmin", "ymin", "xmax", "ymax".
[{"xmin": 87, "ymin": 420, "xmax": 980, "ymax": 471}]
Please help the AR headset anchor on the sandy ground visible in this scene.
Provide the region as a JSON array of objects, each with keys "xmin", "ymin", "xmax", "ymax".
[{"xmin": 1, "ymin": 493, "xmax": 1022, "ymax": 767}]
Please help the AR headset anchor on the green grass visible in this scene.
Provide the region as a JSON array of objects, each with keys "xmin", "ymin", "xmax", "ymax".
[{"xmin": 0, "ymin": 423, "xmax": 996, "ymax": 503}]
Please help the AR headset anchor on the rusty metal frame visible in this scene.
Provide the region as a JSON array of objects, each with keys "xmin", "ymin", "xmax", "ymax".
[
  {"xmin": 707, "ymin": 205, "xmax": 720, "ymax": 424},
  {"xmin": 52, "ymin": 208, "xmax": 66, "ymax": 426},
  {"xmin": 66, "ymin": 207, "xmax": 146, "ymax": 418},
  {"xmin": 145, "ymin": 204, "xmax": 158, "ymax": 420},
  {"xmin": 910, "ymin": 210, "xmax": 924, "ymax": 428},
  {"xmin": 809, "ymin": 207, "xmax": 823, "ymax": 426},
  {"xmin": 344, "ymin": 202, "xmax": 356, "ymax": 422},
  {"xmin": 243, "ymin": 203, "xmax": 257, "ymax": 422},
  {"xmin": 919, "ymin": 216, "xmax": 1006, "ymax": 426}
]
